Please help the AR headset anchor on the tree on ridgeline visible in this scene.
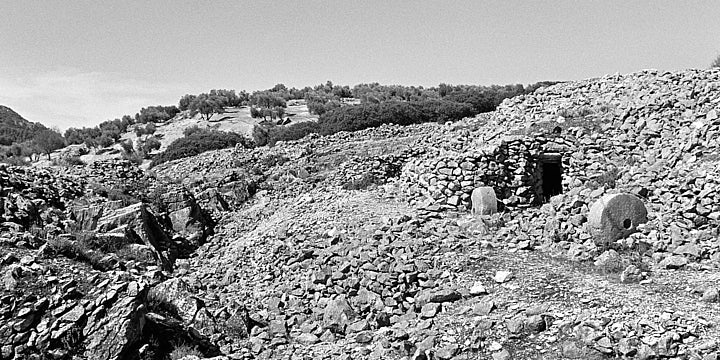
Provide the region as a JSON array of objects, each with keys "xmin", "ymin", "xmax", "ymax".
[
  {"xmin": 135, "ymin": 105, "xmax": 179, "ymax": 123},
  {"xmin": 189, "ymin": 93, "xmax": 226, "ymax": 120},
  {"xmin": 249, "ymin": 91, "xmax": 287, "ymax": 120}
]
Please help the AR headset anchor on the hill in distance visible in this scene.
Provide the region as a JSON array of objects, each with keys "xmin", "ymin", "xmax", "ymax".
[{"xmin": 0, "ymin": 105, "xmax": 49, "ymax": 145}]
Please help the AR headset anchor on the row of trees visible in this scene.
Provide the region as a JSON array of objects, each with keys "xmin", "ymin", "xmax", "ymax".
[
  {"xmin": 178, "ymin": 89, "xmax": 248, "ymax": 120},
  {"xmin": 1, "ymin": 128, "xmax": 65, "ymax": 162}
]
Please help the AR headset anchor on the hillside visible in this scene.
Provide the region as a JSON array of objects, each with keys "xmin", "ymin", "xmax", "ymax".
[
  {"xmin": 2, "ymin": 68, "xmax": 720, "ymax": 360},
  {"xmin": 0, "ymin": 105, "xmax": 49, "ymax": 145},
  {"xmin": 124, "ymin": 100, "xmax": 319, "ymax": 153}
]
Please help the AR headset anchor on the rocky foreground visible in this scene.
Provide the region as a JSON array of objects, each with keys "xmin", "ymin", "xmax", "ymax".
[{"xmin": 2, "ymin": 68, "xmax": 720, "ymax": 360}]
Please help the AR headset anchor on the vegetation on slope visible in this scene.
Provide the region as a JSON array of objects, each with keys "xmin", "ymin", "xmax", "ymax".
[{"xmin": 149, "ymin": 128, "xmax": 253, "ymax": 167}]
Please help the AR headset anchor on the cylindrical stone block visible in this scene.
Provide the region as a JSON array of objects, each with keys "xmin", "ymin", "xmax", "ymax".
[
  {"xmin": 588, "ymin": 193, "xmax": 648, "ymax": 247},
  {"xmin": 471, "ymin": 187, "xmax": 498, "ymax": 216}
]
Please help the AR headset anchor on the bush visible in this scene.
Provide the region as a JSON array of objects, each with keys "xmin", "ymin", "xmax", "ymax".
[
  {"xmin": 169, "ymin": 343, "xmax": 203, "ymax": 360},
  {"xmin": 45, "ymin": 236, "xmax": 112, "ymax": 271},
  {"xmin": 150, "ymin": 129, "xmax": 254, "ymax": 167},
  {"xmin": 250, "ymin": 106, "xmax": 263, "ymax": 119},
  {"xmin": 254, "ymin": 122, "xmax": 321, "ymax": 146},
  {"xmin": 317, "ymin": 100, "xmax": 474, "ymax": 135},
  {"xmin": 183, "ymin": 125, "xmax": 202, "ymax": 137},
  {"xmin": 421, "ymin": 99, "xmax": 476, "ymax": 123},
  {"xmin": 712, "ymin": 54, "xmax": 720, "ymax": 68},
  {"xmin": 146, "ymin": 289, "xmax": 182, "ymax": 319},
  {"xmin": 142, "ymin": 136, "xmax": 161, "ymax": 154},
  {"xmin": 120, "ymin": 140, "xmax": 134, "ymax": 154}
]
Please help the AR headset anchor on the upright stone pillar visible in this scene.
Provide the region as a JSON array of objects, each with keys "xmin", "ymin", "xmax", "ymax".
[{"xmin": 471, "ymin": 187, "xmax": 498, "ymax": 216}]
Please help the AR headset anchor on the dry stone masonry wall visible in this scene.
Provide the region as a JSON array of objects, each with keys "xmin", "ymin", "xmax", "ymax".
[{"xmin": 400, "ymin": 135, "xmax": 575, "ymax": 211}]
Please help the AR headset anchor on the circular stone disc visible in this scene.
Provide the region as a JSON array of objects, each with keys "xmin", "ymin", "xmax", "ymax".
[{"xmin": 588, "ymin": 193, "xmax": 648, "ymax": 246}]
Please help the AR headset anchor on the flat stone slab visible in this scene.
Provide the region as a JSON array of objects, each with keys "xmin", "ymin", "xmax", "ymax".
[
  {"xmin": 472, "ymin": 187, "xmax": 498, "ymax": 215},
  {"xmin": 588, "ymin": 193, "xmax": 648, "ymax": 247}
]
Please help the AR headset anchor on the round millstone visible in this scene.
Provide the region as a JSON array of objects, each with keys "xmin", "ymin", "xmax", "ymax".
[
  {"xmin": 471, "ymin": 187, "xmax": 498, "ymax": 215},
  {"xmin": 588, "ymin": 193, "xmax": 648, "ymax": 247}
]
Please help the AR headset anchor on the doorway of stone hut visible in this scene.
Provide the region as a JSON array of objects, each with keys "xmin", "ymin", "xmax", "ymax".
[{"xmin": 539, "ymin": 153, "xmax": 563, "ymax": 202}]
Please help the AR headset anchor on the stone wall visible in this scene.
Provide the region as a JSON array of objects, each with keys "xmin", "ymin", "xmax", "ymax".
[{"xmin": 401, "ymin": 134, "xmax": 575, "ymax": 211}]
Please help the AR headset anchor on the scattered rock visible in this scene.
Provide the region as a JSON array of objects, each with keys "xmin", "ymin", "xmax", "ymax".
[
  {"xmin": 702, "ymin": 288, "xmax": 719, "ymax": 303},
  {"xmin": 469, "ymin": 281, "xmax": 487, "ymax": 296},
  {"xmin": 659, "ymin": 255, "xmax": 688, "ymax": 269},
  {"xmin": 494, "ymin": 271, "xmax": 513, "ymax": 283}
]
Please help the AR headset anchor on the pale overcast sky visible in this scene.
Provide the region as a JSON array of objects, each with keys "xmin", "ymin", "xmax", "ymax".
[{"xmin": 1, "ymin": 0, "xmax": 719, "ymax": 129}]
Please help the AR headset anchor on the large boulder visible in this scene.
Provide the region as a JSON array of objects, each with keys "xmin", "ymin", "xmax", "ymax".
[
  {"xmin": 70, "ymin": 199, "xmax": 125, "ymax": 231},
  {"xmin": 160, "ymin": 187, "xmax": 214, "ymax": 247},
  {"xmin": 83, "ymin": 283, "xmax": 148, "ymax": 360},
  {"xmin": 95, "ymin": 203, "xmax": 175, "ymax": 271},
  {"xmin": 148, "ymin": 278, "xmax": 217, "ymax": 336},
  {"xmin": 588, "ymin": 193, "xmax": 648, "ymax": 247}
]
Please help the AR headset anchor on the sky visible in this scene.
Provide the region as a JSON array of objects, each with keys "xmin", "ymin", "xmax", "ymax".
[{"xmin": 1, "ymin": 0, "xmax": 719, "ymax": 130}]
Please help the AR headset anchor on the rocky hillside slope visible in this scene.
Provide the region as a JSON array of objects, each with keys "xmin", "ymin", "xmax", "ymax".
[{"xmin": 2, "ymin": 68, "xmax": 720, "ymax": 360}]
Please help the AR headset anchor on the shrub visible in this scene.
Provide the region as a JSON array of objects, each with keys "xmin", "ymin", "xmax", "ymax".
[
  {"xmin": 250, "ymin": 106, "xmax": 263, "ymax": 119},
  {"xmin": 146, "ymin": 289, "xmax": 181, "ymax": 319},
  {"xmin": 419, "ymin": 99, "xmax": 476, "ymax": 124},
  {"xmin": 150, "ymin": 129, "xmax": 253, "ymax": 167},
  {"xmin": 183, "ymin": 125, "xmax": 202, "ymax": 137},
  {"xmin": 45, "ymin": 236, "xmax": 112, "ymax": 271},
  {"xmin": 97, "ymin": 135, "xmax": 114, "ymax": 148},
  {"xmin": 251, "ymin": 124, "xmax": 270, "ymax": 146},
  {"xmin": 169, "ymin": 343, "xmax": 203, "ymax": 360},
  {"xmin": 120, "ymin": 140, "xmax": 134, "ymax": 154},
  {"xmin": 317, "ymin": 100, "xmax": 474, "ymax": 135},
  {"xmin": 263, "ymin": 122, "xmax": 321, "ymax": 146},
  {"xmin": 142, "ymin": 136, "xmax": 161, "ymax": 154},
  {"xmin": 712, "ymin": 54, "xmax": 720, "ymax": 68}
]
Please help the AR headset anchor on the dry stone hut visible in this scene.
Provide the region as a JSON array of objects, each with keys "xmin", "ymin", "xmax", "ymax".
[{"xmin": 401, "ymin": 132, "xmax": 576, "ymax": 211}]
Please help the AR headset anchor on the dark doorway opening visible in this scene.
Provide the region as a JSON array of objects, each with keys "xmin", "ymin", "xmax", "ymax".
[{"xmin": 539, "ymin": 153, "xmax": 563, "ymax": 202}]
